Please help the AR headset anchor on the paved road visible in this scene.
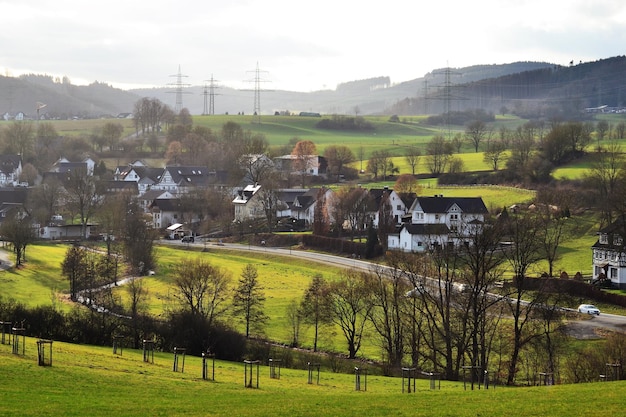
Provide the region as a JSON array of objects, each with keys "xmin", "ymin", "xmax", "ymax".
[{"xmin": 170, "ymin": 239, "xmax": 626, "ymax": 338}]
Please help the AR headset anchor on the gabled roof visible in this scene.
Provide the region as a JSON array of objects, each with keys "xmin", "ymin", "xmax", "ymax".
[
  {"xmin": 0, "ymin": 154, "xmax": 21, "ymax": 174},
  {"xmin": 134, "ymin": 167, "xmax": 164, "ymax": 182},
  {"xmin": 398, "ymin": 192, "xmax": 417, "ymax": 209},
  {"xmin": 163, "ymin": 166, "xmax": 212, "ymax": 187},
  {"xmin": 293, "ymin": 188, "xmax": 322, "ymax": 210},
  {"xmin": 140, "ymin": 189, "xmax": 173, "ymax": 202},
  {"xmin": 233, "ymin": 183, "xmax": 262, "ymax": 204},
  {"xmin": 0, "ymin": 187, "xmax": 28, "ymax": 205},
  {"xmin": 412, "ymin": 196, "xmax": 488, "ymax": 214},
  {"xmin": 149, "ymin": 198, "xmax": 181, "ymax": 212}
]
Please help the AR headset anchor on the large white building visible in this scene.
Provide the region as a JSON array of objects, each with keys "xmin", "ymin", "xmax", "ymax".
[
  {"xmin": 387, "ymin": 195, "xmax": 488, "ymax": 252},
  {"xmin": 592, "ymin": 216, "xmax": 626, "ymax": 289}
]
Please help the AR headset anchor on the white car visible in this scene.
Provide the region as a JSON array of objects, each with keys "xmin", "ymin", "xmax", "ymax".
[{"xmin": 578, "ymin": 304, "xmax": 600, "ymax": 315}]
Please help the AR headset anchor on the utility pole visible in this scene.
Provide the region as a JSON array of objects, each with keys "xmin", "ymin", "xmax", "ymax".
[
  {"xmin": 245, "ymin": 62, "xmax": 270, "ymax": 124},
  {"xmin": 427, "ymin": 65, "xmax": 467, "ymax": 139},
  {"xmin": 167, "ymin": 65, "xmax": 191, "ymax": 113},
  {"xmin": 201, "ymin": 75, "xmax": 220, "ymax": 115}
]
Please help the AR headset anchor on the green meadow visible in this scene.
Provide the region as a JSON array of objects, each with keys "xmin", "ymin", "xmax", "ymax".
[{"xmin": 0, "ymin": 338, "xmax": 624, "ymax": 417}]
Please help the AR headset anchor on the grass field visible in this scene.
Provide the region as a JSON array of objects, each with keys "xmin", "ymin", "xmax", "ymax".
[{"xmin": 0, "ymin": 338, "xmax": 624, "ymax": 417}]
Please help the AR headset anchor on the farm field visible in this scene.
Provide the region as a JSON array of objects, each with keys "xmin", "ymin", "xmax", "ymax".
[{"xmin": 0, "ymin": 338, "xmax": 624, "ymax": 417}]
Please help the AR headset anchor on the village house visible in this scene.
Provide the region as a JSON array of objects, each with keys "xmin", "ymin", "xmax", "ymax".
[
  {"xmin": 0, "ymin": 154, "xmax": 23, "ymax": 186},
  {"xmin": 232, "ymin": 183, "xmax": 263, "ymax": 222},
  {"xmin": 592, "ymin": 216, "xmax": 626, "ymax": 289},
  {"xmin": 387, "ymin": 195, "xmax": 488, "ymax": 252}
]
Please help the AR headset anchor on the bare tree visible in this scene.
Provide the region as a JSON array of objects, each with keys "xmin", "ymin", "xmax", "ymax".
[
  {"xmin": 425, "ymin": 135, "xmax": 453, "ymax": 175},
  {"xmin": 232, "ymin": 264, "xmax": 268, "ymax": 338},
  {"xmin": 501, "ymin": 211, "xmax": 546, "ymax": 385},
  {"xmin": 404, "ymin": 146, "xmax": 421, "ymax": 175},
  {"xmin": 483, "ymin": 139, "xmax": 507, "ymax": 171},
  {"xmin": 324, "ymin": 145, "xmax": 355, "ymax": 181},
  {"xmin": 173, "ymin": 258, "xmax": 232, "ymax": 328},
  {"xmin": 291, "ymin": 140, "xmax": 317, "ymax": 187},
  {"xmin": 465, "ymin": 120, "xmax": 489, "ymax": 152},
  {"xmin": 285, "ymin": 299, "xmax": 302, "ymax": 347},
  {"xmin": 329, "ymin": 269, "xmax": 374, "ymax": 359},
  {"xmin": 64, "ymin": 167, "xmax": 101, "ymax": 239},
  {"xmin": 126, "ymin": 276, "xmax": 148, "ymax": 349},
  {"xmin": 0, "ymin": 210, "xmax": 35, "ymax": 266},
  {"xmin": 299, "ymin": 274, "xmax": 332, "ymax": 352},
  {"xmin": 370, "ymin": 264, "xmax": 411, "ymax": 368}
]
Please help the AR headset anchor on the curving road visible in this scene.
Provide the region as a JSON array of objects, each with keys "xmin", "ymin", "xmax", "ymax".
[{"xmin": 169, "ymin": 239, "xmax": 626, "ymax": 337}]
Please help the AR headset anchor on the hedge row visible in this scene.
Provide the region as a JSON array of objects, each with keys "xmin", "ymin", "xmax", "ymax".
[
  {"xmin": 515, "ymin": 277, "xmax": 626, "ymax": 308},
  {"xmin": 301, "ymin": 234, "xmax": 383, "ymax": 259}
]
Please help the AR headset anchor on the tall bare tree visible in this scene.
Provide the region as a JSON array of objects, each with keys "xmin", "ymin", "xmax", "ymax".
[
  {"xmin": 329, "ymin": 269, "xmax": 374, "ymax": 359},
  {"xmin": 324, "ymin": 145, "xmax": 355, "ymax": 181},
  {"xmin": 173, "ymin": 258, "xmax": 232, "ymax": 328},
  {"xmin": 465, "ymin": 120, "xmax": 489, "ymax": 152},
  {"xmin": 501, "ymin": 211, "xmax": 546, "ymax": 385},
  {"xmin": 291, "ymin": 140, "xmax": 317, "ymax": 187},
  {"xmin": 64, "ymin": 167, "xmax": 101, "ymax": 239},
  {"xmin": 404, "ymin": 146, "xmax": 421, "ymax": 175},
  {"xmin": 299, "ymin": 274, "xmax": 332, "ymax": 352},
  {"xmin": 232, "ymin": 264, "xmax": 268, "ymax": 338}
]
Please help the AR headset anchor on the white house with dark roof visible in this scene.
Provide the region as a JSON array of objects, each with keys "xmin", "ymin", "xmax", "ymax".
[
  {"xmin": 0, "ymin": 154, "xmax": 22, "ymax": 186},
  {"xmin": 388, "ymin": 195, "xmax": 488, "ymax": 252},
  {"xmin": 152, "ymin": 166, "xmax": 211, "ymax": 194},
  {"xmin": 233, "ymin": 183, "xmax": 263, "ymax": 221},
  {"xmin": 592, "ymin": 215, "xmax": 626, "ymax": 289}
]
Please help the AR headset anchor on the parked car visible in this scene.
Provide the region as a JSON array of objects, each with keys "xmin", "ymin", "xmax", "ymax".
[
  {"xmin": 181, "ymin": 236, "xmax": 194, "ymax": 243},
  {"xmin": 578, "ymin": 304, "xmax": 600, "ymax": 315}
]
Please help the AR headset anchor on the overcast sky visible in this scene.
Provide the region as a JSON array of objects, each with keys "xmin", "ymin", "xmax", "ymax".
[{"xmin": 1, "ymin": 0, "xmax": 625, "ymax": 92}]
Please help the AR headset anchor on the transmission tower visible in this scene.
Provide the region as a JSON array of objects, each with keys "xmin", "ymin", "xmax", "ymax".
[
  {"xmin": 167, "ymin": 65, "xmax": 191, "ymax": 113},
  {"xmin": 245, "ymin": 62, "xmax": 270, "ymax": 124},
  {"xmin": 427, "ymin": 65, "xmax": 468, "ymax": 138},
  {"xmin": 202, "ymin": 75, "xmax": 220, "ymax": 115}
]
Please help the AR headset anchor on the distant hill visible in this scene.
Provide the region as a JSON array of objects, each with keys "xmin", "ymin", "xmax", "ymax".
[
  {"xmin": 0, "ymin": 74, "xmax": 140, "ymax": 119},
  {"xmin": 2, "ymin": 57, "xmax": 625, "ymax": 119}
]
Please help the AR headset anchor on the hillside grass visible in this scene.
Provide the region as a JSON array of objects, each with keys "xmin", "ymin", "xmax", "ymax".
[
  {"xmin": 0, "ymin": 338, "xmax": 624, "ymax": 417},
  {"xmin": 0, "ymin": 243, "xmax": 69, "ymax": 308}
]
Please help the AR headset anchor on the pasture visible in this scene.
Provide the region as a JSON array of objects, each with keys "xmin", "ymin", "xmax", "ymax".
[{"xmin": 0, "ymin": 337, "xmax": 624, "ymax": 417}]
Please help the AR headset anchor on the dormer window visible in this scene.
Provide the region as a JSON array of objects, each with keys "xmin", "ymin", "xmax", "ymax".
[
  {"xmin": 615, "ymin": 236, "xmax": 623, "ymax": 246},
  {"xmin": 599, "ymin": 234, "xmax": 609, "ymax": 244}
]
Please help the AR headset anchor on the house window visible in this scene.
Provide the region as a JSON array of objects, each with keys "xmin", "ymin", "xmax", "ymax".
[
  {"xmin": 615, "ymin": 236, "xmax": 623, "ymax": 246},
  {"xmin": 397, "ymin": 205, "xmax": 402, "ymax": 210},
  {"xmin": 599, "ymin": 234, "xmax": 608, "ymax": 244},
  {"xmin": 417, "ymin": 241, "xmax": 422, "ymax": 247},
  {"xmin": 435, "ymin": 214, "xmax": 440, "ymax": 220},
  {"xmin": 611, "ymin": 268, "xmax": 618, "ymax": 279},
  {"xmin": 450, "ymin": 214, "xmax": 458, "ymax": 221}
]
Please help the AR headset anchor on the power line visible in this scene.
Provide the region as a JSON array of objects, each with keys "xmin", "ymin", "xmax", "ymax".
[
  {"xmin": 202, "ymin": 75, "xmax": 220, "ymax": 115},
  {"xmin": 245, "ymin": 62, "xmax": 270, "ymax": 124},
  {"xmin": 167, "ymin": 65, "xmax": 191, "ymax": 113},
  {"xmin": 427, "ymin": 65, "xmax": 468, "ymax": 138}
]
